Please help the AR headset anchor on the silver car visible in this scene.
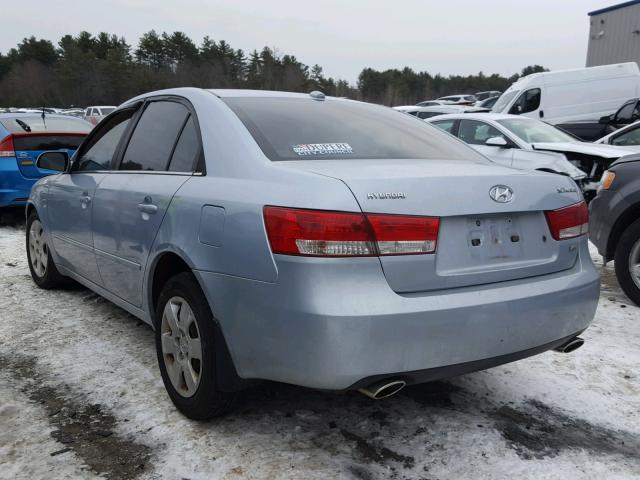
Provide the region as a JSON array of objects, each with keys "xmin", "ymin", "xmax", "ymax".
[{"xmin": 26, "ymin": 89, "xmax": 599, "ymax": 419}]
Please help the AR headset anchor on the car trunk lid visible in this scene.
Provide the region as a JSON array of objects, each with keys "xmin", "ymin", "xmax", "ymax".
[{"xmin": 280, "ymin": 159, "xmax": 585, "ymax": 293}]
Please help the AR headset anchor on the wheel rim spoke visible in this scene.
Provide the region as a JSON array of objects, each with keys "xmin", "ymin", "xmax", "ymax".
[
  {"xmin": 183, "ymin": 363, "xmax": 198, "ymax": 394},
  {"xmin": 164, "ymin": 301, "xmax": 180, "ymax": 332},
  {"xmin": 165, "ymin": 357, "xmax": 183, "ymax": 389},
  {"xmin": 188, "ymin": 337, "xmax": 202, "ymax": 360},
  {"xmin": 161, "ymin": 332, "xmax": 178, "ymax": 356}
]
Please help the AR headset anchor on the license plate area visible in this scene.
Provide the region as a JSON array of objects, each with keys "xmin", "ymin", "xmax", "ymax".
[{"xmin": 467, "ymin": 215, "xmax": 523, "ymax": 260}]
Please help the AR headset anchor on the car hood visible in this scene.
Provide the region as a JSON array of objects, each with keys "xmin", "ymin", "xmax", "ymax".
[{"xmin": 531, "ymin": 142, "xmax": 636, "ymax": 159}]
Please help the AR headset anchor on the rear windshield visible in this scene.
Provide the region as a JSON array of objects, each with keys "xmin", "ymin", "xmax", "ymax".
[
  {"xmin": 100, "ymin": 107, "xmax": 115, "ymax": 115},
  {"xmin": 222, "ymin": 97, "xmax": 483, "ymax": 161},
  {"xmin": 12, "ymin": 134, "xmax": 86, "ymax": 151},
  {"xmin": 0, "ymin": 116, "xmax": 92, "ymax": 134}
]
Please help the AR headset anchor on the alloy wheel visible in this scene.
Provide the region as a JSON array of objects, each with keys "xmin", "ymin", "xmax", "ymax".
[
  {"xmin": 28, "ymin": 219, "xmax": 48, "ymax": 278},
  {"xmin": 630, "ymin": 238, "xmax": 640, "ymax": 290},
  {"xmin": 160, "ymin": 296, "xmax": 203, "ymax": 398}
]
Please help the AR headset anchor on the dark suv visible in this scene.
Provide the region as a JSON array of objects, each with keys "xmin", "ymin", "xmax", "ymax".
[{"xmin": 589, "ymin": 154, "xmax": 640, "ymax": 305}]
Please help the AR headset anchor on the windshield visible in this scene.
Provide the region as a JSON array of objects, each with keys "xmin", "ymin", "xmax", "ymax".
[
  {"xmin": 491, "ymin": 90, "xmax": 519, "ymax": 113},
  {"xmin": 498, "ymin": 118, "xmax": 578, "ymax": 144},
  {"xmin": 223, "ymin": 97, "xmax": 486, "ymax": 162}
]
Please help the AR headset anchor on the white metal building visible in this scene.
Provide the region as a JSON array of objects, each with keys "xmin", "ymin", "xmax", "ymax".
[{"xmin": 587, "ymin": 0, "xmax": 640, "ymax": 67}]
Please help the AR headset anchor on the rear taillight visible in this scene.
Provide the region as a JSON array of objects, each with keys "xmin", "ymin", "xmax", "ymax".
[
  {"xmin": 263, "ymin": 206, "xmax": 439, "ymax": 257},
  {"xmin": 0, "ymin": 135, "xmax": 15, "ymax": 157},
  {"xmin": 544, "ymin": 201, "xmax": 588, "ymax": 241}
]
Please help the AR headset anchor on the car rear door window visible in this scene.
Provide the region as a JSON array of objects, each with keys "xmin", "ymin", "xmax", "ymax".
[
  {"xmin": 168, "ymin": 116, "xmax": 199, "ymax": 172},
  {"xmin": 120, "ymin": 101, "xmax": 189, "ymax": 171},
  {"xmin": 458, "ymin": 120, "xmax": 507, "ymax": 145},
  {"xmin": 74, "ymin": 110, "xmax": 134, "ymax": 171}
]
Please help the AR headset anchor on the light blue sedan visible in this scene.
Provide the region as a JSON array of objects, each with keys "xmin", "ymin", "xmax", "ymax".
[{"xmin": 26, "ymin": 88, "xmax": 600, "ymax": 419}]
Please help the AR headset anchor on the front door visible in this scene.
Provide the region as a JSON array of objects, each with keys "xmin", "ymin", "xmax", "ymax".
[
  {"xmin": 47, "ymin": 110, "xmax": 135, "ymax": 283},
  {"xmin": 92, "ymin": 99, "xmax": 199, "ymax": 307}
]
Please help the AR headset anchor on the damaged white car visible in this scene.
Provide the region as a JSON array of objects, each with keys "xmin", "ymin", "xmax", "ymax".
[{"xmin": 428, "ymin": 113, "xmax": 636, "ymax": 200}]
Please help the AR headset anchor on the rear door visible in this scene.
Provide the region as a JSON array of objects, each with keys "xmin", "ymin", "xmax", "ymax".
[
  {"xmin": 48, "ymin": 110, "xmax": 134, "ymax": 283},
  {"xmin": 92, "ymin": 98, "xmax": 199, "ymax": 307}
]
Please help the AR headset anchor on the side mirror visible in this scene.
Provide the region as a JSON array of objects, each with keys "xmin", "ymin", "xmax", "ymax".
[
  {"xmin": 37, "ymin": 151, "xmax": 69, "ymax": 172},
  {"xmin": 599, "ymin": 115, "xmax": 612, "ymax": 125},
  {"xmin": 485, "ymin": 136, "xmax": 509, "ymax": 148}
]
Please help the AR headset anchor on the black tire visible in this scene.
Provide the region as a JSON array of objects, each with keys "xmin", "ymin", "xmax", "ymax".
[
  {"xmin": 614, "ymin": 218, "xmax": 640, "ymax": 306},
  {"xmin": 155, "ymin": 272, "xmax": 236, "ymax": 419},
  {"xmin": 26, "ymin": 210, "xmax": 66, "ymax": 289}
]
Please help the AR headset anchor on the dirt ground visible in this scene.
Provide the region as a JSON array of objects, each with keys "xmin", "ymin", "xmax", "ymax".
[{"xmin": 0, "ymin": 207, "xmax": 638, "ymax": 480}]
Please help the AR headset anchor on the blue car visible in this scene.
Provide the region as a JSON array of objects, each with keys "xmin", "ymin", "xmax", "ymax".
[{"xmin": 0, "ymin": 113, "xmax": 91, "ymax": 208}]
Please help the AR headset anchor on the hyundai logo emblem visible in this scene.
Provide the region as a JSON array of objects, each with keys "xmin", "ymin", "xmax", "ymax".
[{"xmin": 489, "ymin": 185, "xmax": 514, "ymax": 203}]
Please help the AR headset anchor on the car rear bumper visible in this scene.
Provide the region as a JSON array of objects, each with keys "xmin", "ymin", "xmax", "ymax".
[
  {"xmin": 195, "ymin": 238, "xmax": 599, "ymax": 390},
  {"xmin": 0, "ymin": 162, "xmax": 33, "ymax": 207}
]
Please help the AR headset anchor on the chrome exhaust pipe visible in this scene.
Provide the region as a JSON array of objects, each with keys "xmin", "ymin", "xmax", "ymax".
[
  {"xmin": 553, "ymin": 336, "xmax": 584, "ymax": 354},
  {"xmin": 358, "ymin": 379, "xmax": 406, "ymax": 400}
]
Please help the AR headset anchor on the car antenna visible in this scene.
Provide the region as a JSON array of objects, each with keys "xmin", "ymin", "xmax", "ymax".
[{"xmin": 41, "ymin": 106, "xmax": 46, "ymax": 129}]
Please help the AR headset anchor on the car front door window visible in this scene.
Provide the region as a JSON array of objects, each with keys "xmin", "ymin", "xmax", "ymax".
[
  {"xmin": 509, "ymin": 88, "xmax": 541, "ymax": 115},
  {"xmin": 615, "ymin": 101, "xmax": 636, "ymax": 125},
  {"xmin": 74, "ymin": 111, "xmax": 134, "ymax": 172},
  {"xmin": 458, "ymin": 120, "xmax": 508, "ymax": 146}
]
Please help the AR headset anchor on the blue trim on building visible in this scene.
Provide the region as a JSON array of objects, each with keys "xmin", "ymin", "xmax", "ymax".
[{"xmin": 589, "ymin": 0, "xmax": 640, "ymax": 16}]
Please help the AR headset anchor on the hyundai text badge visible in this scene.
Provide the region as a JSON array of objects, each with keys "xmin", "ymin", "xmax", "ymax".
[{"xmin": 489, "ymin": 185, "xmax": 514, "ymax": 203}]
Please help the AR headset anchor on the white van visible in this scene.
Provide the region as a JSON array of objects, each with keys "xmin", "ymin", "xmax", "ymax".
[{"xmin": 492, "ymin": 63, "xmax": 640, "ymax": 124}]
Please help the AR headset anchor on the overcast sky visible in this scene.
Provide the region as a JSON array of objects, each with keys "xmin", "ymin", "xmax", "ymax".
[{"xmin": 0, "ymin": 0, "xmax": 620, "ymax": 83}]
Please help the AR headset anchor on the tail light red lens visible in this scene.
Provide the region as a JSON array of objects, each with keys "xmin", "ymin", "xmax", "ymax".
[
  {"xmin": 544, "ymin": 201, "xmax": 588, "ymax": 241},
  {"xmin": 0, "ymin": 135, "xmax": 15, "ymax": 157},
  {"xmin": 263, "ymin": 206, "xmax": 439, "ymax": 257}
]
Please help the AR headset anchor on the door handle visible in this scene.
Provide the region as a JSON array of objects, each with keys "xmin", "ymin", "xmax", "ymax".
[
  {"xmin": 137, "ymin": 197, "xmax": 158, "ymax": 215},
  {"xmin": 80, "ymin": 192, "xmax": 91, "ymax": 208}
]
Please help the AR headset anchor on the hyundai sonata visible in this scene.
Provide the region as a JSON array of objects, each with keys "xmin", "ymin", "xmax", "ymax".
[{"xmin": 26, "ymin": 89, "xmax": 599, "ymax": 419}]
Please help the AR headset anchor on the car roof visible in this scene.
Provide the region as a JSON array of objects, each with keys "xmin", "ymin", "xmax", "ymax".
[
  {"xmin": 393, "ymin": 105, "xmax": 438, "ymax": 112},
  {"xmin": 0, "ymin": 112, "xmax": 87, "ymax": 120},
  {"xmin": 86, "ymin": 105, "xmax": 117, "ymax": 109},
  {"xmin": 425, "ymin": 112, "xmax": 525, "ymax": 122},
  {"xmin": 209, "ymin": 89, "xmax": 326, "ymax": 99}
]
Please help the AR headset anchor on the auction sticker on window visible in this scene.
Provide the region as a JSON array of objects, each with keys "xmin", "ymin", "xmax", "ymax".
[{"xmin": 292, "ymin": 143, "xmax": 353, "ymax": 156}]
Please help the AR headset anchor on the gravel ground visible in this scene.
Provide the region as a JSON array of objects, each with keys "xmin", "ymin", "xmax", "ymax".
[{"xmin": 0, "ymin": 207, "xmax": 639, "ymax": 480}]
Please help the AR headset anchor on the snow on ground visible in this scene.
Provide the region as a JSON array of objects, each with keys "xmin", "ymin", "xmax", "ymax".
[{"xmin": 0, "ymin": 208, "xmax": 639, "ymax": 480}]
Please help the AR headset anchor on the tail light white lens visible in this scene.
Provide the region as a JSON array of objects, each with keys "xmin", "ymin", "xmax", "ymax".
[
  {"xmin": 544, "ymin": 201, "xmax": 588, "ymax": 241},
  {"xmin": 0, "ymin": 135, "xmax": 15, "ymax": 157},
  {"xmin": 263, "ymin": 206, "xmax": 439, "ymax": 257}
]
